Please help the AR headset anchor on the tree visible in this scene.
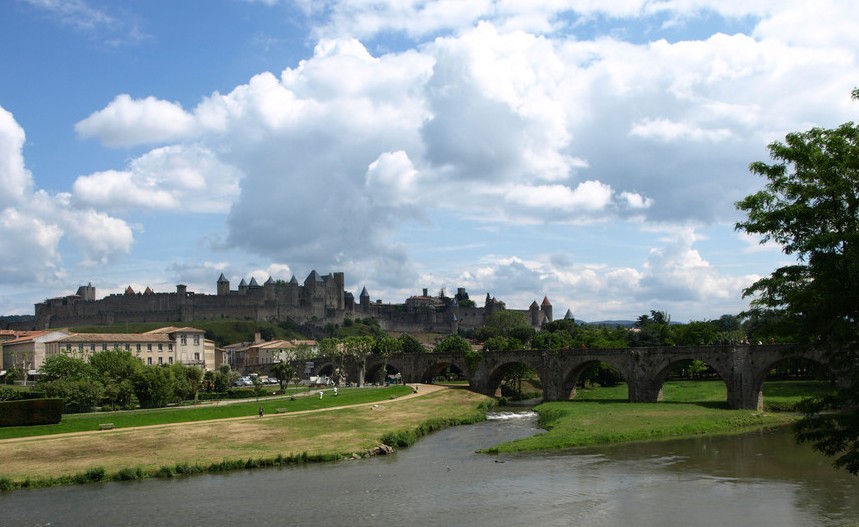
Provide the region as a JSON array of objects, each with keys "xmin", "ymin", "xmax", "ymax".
[
  {"xmin": 133, "ymin": 366, "xmax": 176, "ymax": 408},
  {"xmin": 673, "ymin": 321, "xmax": 719, "ymax": 345},
  {"xmin": 481, "ymin": 336, "xmax": 523, "ymax": 352},
  {"xmin": 433, "ymin": 335, "xmax": 472, "ymax": 354},
  {"xmin": 170, "ymin": 363, "xmax": 202, "ymax": 402},
  {"xmin": 398, "ymin": 333, "xmax": 426, "ymax": 353},
  {"xmin": 89, "ymin": 348, "xmax": 144, "ymax": 409},
  {"xmin": 39, "ymin": 354, "xmax": 96, "ymax": 382},
  {"xmin": 373, "ymin": 335, "xmax": 401, "ymax": 384},
  {"xmin": 531, "ymin": 330, "xmax": 575, "ymax": 350},
  {"xmin": 628, "ymin": 310, "xmax": 674, "ymax": 347},
  {"xmin": 475, "ymin": 310, "xmax": 533, "ymax": 344},
  {"xmin": 41, "ymin": 378, "xmax": 105, "ymax": 413},
  {"xmin": 500, "ymin": 363, "xmax": 533, "ymax": 399},
  {"xmin": 7, "ymin": 348, "xmax": 35, "ymax": 385},
  {"xmin": 735, "ymin": 90, "xmax": 859, "ymax": 474},
  {"xmin": 271, "ymin": 360, "xmax": 296, "ymax": 390},
  {"xmin": 343, "ymin": 335, "xmax": 374, "ymax": 386}
]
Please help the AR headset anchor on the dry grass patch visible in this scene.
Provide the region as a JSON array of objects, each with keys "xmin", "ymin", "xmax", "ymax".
[{"xmin": 0, "ymin": 387, "xmax": 490, "ymax": 484}]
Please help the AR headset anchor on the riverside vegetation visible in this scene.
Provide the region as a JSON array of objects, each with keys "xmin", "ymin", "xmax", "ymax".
[{"xmin": 0, "ymin": 379, "xmax": 828, "ymax": 491}]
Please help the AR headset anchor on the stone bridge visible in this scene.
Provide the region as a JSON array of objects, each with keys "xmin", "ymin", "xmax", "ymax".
[{"xmin": 291, "ymin": 344, "xmax": 826, "ymax": 411}]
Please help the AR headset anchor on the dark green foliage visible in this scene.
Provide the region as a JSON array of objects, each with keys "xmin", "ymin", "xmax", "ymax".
[
  {"xmin": 39, "ymin": 354, "xmax": 96, "ymax": 382},
  {"xmin": 0, "ymin": 398, "xmax": 63, "ymax": 426},
  {"xmin": 89, "ymin": 348, "xmax": 144, "ymax": 381},
  {"xmin": 474, "ymin": 310, "xmax": 533, "ymax": 344},
  {"xmin": 335, "ymin": 317, "xmax": 383, "ymax": 338},
  {"xmin": 398, "ymin": 333, "xmax": 426, "ymax": 353},
  {"xmin": 464, "ymin": 349, "xmax": 482, "ymax": 375},
  {"xmin": 580, "ymin": 362, "xmax": 624, "ymax": 387},
  {"xmin": 628, "ymin": 311, "xmax": 675, "ymax": 347},
  {"xmin": 40, "ymin": 379, "xmax": 105, "ymax": 414},
  {"xmin": 132, "ymin": 366, "xmax": 175, "ymax": 408},
  {"xmin": 433, "ymin": 335, "xmax": 472, "ymax": 354},
  {"xmin": 481, "ymin": 336, "xmax": 523, "ymax": 352},
  {"xmin": 0, "ymin": 387, "xmax": 22, "ymax": 401},
  {"xmin": 270, "ymin": 360, "xmax": 296, "ymax": 389},
  {"xmin": 736, "ymin": 91, "xmax": 859, "ymax": 474},
  {"xmin": 115, "ymin": 467, "xmax": 144, "ymax": 481},
  {"xmin": 532, "ymin": 329, "xmax": 575, "ymax": 350}
]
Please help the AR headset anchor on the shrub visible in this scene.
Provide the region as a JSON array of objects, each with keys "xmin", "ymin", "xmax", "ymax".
[
  {"xmin": 115, "ymin": 467, "xmax": 143, "ymax": 481},
  {"xmin": 0, "ymin": 398, "xmax": 63, "ymax": 427}
]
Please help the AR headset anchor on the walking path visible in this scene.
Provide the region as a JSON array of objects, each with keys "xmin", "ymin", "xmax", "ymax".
[{"xmin": 0, "ymin": 383, "xmax": 447, "ymax": 445}]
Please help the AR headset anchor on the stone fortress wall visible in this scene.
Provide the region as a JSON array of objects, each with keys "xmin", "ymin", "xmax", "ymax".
[{"xmin": 34, "ymin": 271, "xmax": 554, "ymax": 334}]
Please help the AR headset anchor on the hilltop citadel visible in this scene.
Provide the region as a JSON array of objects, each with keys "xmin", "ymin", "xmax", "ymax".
[{"xmin": 33, "ymin": 270, "xmax": 559, "ymax": 334}]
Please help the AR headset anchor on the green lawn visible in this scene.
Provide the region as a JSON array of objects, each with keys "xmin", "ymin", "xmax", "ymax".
[
  {"xmin": 0, "ymin": 385, "xmax": 411, "ymax": 440},
  {"xmin": 484, "ymin": 379, "xmax": 830, "ymax": 454}
]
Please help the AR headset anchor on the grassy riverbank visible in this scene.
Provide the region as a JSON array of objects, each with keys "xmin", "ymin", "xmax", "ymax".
[
  {"xmin": 484, "ymin": 379, "xmax": 827, "ymax": 453},
  {"xmin": 0, "ymin": 385, "xmax": 413, "ymax": 440},
  {"xmin": 0, "ymin": 380, "xmax": 829, "ymax": 491},
  {"xmin": 0, "ymin": 386, "xmax": 491, "ymax": 491}
]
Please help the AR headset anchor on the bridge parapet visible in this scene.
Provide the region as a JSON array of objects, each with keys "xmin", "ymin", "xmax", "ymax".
[{"xmin": 302, "ymin": 344, "xmax": 829, "ymax": 409}]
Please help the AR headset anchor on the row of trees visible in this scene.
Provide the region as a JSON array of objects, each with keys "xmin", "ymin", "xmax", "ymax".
[
  {"xmin": 449, "ymin": 310, "xmax": 758, "ymax": 352},
  {"xmin": 38, "ymin": 349, "xmax": 206, "ymax": 411}
]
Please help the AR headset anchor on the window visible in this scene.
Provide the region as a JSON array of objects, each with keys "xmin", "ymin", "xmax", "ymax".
[
  {"xmin": 158, "ymin": 344, "xmax": 163, "ymax": 351},
  {"xmin": 102, "ymin": 344, "xmax": 108, "ymax": 351},
  {"xmin": 194, "ymin": 352, "xmax": 200, "ymax": 361},
  {"xmin": 136, "ymin": 344, "xmax": 141, "ymax": 352},
  {"xmin": 180, "ymin": 335, "xmax": 187, "ymax": 345},
  {"xmin": 90, "ymin": 344, "xmax": 95, "ymax": 352},
  {"xmin": 124, "ymin": 344, "xmax": 130, "ymax": 351},
  {"xmin": 168, "ymin": 357, "xmax": 173, "ymax": 364},
  {"xmin": 158, "ymin": 357, "xmax": 163, "ymax": 365},
  {"xmin": 147, "ymin": 344, "xmax": 152, "ymax": 351},
  {"xmin": 193, "ymin": 335, "xmax": 200, "ymax": 345},
  {"xmin": 168, "ymin": 344, "xmax": 173, "ymax": 351},
  {"xmin": 78, "ymin": 344, "xmax": 84, "ymax": 352},
  {"xmin": 147, "ymin": 357, "xmax": 152, "ymax": 365}
]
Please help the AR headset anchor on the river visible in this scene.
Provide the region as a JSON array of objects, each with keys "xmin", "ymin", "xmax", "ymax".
[{"xmin": 3, "ymin": 410, "xmax": 857, "ymax": 526}]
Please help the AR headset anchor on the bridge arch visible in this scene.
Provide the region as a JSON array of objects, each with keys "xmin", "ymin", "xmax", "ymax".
[
  {"xmin": 478, "ymin": 352, "xmax": 546, "ymax": 399},
  {"xmin": 560, "ymin": 356, "xmax": 630, "ymax": 401},
  {"xmin": 644, "ymin": 354, "xmax": 733, "ymax": 405},
  {"xmin": 747, "ymin": 346, "xmax": 831, "ymax": 410},
  {"xmin": 364, "ymin": 358, "xmax": 403, "ymax": 385}
]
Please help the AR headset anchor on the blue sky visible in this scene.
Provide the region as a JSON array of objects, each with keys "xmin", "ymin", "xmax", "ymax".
[{"xmin": 1, "ymin": 0, "xmax": 857, "ymax": 322}]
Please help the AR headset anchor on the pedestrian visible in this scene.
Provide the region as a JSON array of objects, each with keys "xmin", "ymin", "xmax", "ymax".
[
  {"xmin": 333, "ymin": 387, "xmax": 338, "ymax": 396},
  {"xmin": 258, "ymin": 406, "xmax": 263, "ymax": 417},
  {"xmin": 319, "ymin": 390, "xmax": 324, "ymax": 399}
]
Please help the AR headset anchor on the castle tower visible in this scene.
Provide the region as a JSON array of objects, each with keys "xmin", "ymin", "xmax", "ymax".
[
  {"xmin": 238, "ymin": 278, "xmax": 248, "ymax": 295},
  {"xmin": 541, "ymin": 296, "xmax": 553, "ymax": 323},
  {"xmin": 360, "ymin": 286, "xmax": 370, "ymax": 311},
  {"xmin": 333, "ymin": 272, "xmax": 345, "ymax": 309},
  {"xmin": 217, "ymin": 273, "xmax": 230, "ymax": 296},
  {"xmin": 264, "ymin": 276, "xmax": 276, "ymax": 300},
  {"xmin": 76, "ymin": 283, "xmax": 96, "ymax": 301},
  {"xmin": 529, "ymin": 300, "xmax": 540, "ymax": 326}
]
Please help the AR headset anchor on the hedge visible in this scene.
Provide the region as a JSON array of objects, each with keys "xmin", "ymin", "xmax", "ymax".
[{"xmin": 0, "ymin": 398, "xmax": 64, "ymax": 427}]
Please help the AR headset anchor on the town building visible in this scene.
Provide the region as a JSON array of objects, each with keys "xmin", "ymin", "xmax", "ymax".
[
  {"xmin": 46, "ymin": 327, "xmax": 217, "ymax": 371},
  {"xmin": 1, "ymin": 330, "xmax": 71, "ymax": 381}
]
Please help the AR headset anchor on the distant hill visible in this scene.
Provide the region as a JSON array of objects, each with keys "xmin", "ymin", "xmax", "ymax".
[
  {"xmin": 0, "ymin": 314, "xmax": 36, "ymax": 330},
  {"xmin": 0, "ymin": 315, "xmax": 35, "ymax": 322}
]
